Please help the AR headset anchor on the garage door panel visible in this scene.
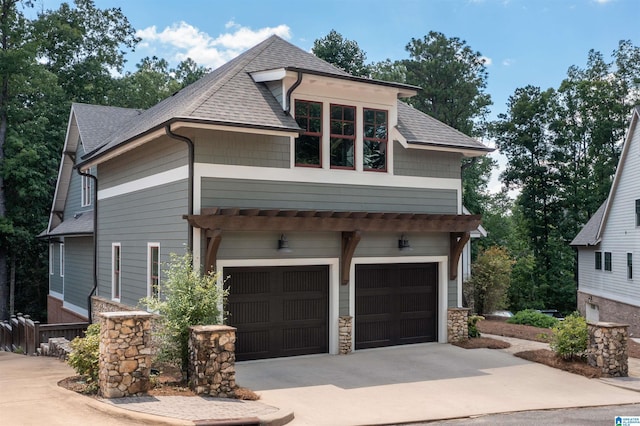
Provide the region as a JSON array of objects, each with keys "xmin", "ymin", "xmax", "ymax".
[
  {"xmin": 356, "ymin": 263, "xmax": 437, "ymax": 350},
  {"xmin": 226, "ymin": 265, "xmax": 329, "ymax": 361}
]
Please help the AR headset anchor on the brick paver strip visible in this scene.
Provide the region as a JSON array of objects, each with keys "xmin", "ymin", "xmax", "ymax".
[{"xmin": 102, "ymin": 396, "xmax": 279, "ymax": 421}]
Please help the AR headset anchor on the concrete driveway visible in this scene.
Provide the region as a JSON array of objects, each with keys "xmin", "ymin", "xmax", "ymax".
[{"xmin": 235, "ymin": 343, "xmax": 640, "ymax": 426}]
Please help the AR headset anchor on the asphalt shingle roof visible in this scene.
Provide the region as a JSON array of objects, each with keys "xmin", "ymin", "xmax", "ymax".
[
  {"xmin": 570, "ymin": 201, "xmax": 606, "ymax": 246},
  {"xmin": 80, "ymin": 35, "xmax": 490, "ymax": 163},
  {"xmin": 397, "ymin": 101, "xmax": 490, "ymax": 151},
  {"xmin": 72, "ymin": 103, "xmax": 143, "ymax": 152},
  {"xmin": 44, "ymin": 211, "xmax": 94, "ymax": 237}
]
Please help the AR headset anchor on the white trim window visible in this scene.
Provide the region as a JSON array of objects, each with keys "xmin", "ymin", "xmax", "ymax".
[
  {"xmin": 49, "ymin": 243, "xmax": 54, "ymax": 275},
  {"xmin": 147, "ymin": 243, "xmax": 160, "ymax": 299},
  {"xmin": 81, "ymin": 173, "xmax": 93, "ymax": 207},
  {"xmin": 112, "ymin": 243, "xmax": 121, "ymax": 301},
  {"xmin": 59, "ymin": 243, "xmax": 65, "ymax": 277}
]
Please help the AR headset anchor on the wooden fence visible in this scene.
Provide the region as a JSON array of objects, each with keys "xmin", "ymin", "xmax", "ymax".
[{"xmin": 0, "ymin": 313, "xmax": 88, "ymax": 355}]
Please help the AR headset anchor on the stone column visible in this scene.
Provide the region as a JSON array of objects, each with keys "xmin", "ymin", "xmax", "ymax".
[
  {"xmin": 339, "ymin": 316, "xmax": 353, "ymax": 355},
  {"xmin": 189, "ymin": 325, "xmax": 238, "ymax": 398},
  {"xmin": 98, "ymin": 311, "xmax": 153, "ymax": 398},
  {"xmin": 447, "ymin": 308, "xmax": 470, "ymax": 343},
  {"xmin": 587, "ymin": 322, "xmax": 629, "ymax": 377}
]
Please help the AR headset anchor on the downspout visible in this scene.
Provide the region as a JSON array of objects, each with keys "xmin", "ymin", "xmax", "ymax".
[
  {"xmin": 76, "ymin": 167, "xmax": 98, "ymax": 323},
  {"xmin": 284, "ymin": 71, "xmax": 303, "ymax": 116},
  {"xmin": 165, "ymin": 125, "xmax": 194, "ymax": 252}
]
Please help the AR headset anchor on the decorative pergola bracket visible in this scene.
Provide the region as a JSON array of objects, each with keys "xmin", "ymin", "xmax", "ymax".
[
  {"xmin": 205, "ymin": 228, "xmax": 222, "ymax": 273},
  {"xmin": 449, "ymin": 231, "xmax": 470, "ymax": 281},
  {"xmin": 341, "ymin": 231, "xmax": 361, "ymax": 285}
]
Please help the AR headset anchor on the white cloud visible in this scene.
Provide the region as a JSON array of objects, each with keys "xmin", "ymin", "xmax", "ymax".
[
  {"xmin": 502, "ymin": 59, "xmax": 514, "ymax": 66},
  {"xmin": 135, "ymin": 21, "xmax": 292, "ymax": 69},
  {"xmin": 480, "ymin": 56, "xmax": 493, "ymax": 66}
]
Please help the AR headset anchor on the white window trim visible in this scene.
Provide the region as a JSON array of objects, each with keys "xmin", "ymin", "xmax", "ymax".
[
  {"xmin": 81, "ymin": 173, "xmax": 93, "ymax": 207},
  {"xmin": 112, "ymin": 243, "xmax": 121, "ymax": 302},
  {"xmin": 59, "ymin": 244, "xmax": 64, "ymax": 278},
  {"xmin": 49, "ymin": 243, "xmax": 54, "ymax": 275},
  {"xmin": 147, "ymin": 243, "xmax": 160, "ymax": 299}
]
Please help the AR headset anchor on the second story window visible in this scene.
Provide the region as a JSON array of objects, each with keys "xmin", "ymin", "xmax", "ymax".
[
  {"xmin": 636, "ymin": 199, "xmax": 640, "ymax": 227},
  {"xmin": 595, "ymin": 251, "xmax": 602, "ymax": 270},
  {"xmin": 363, "ymin": 108, "xmax": 388, "ymax": 171},
  {"xmin": 294, "ymin": 100, "xmax": 322, "ymax": 167},
  {"xmin": 330, "ymin": 104, "xmax": 356, "ymax": 169},
  {"xmin": 81, "ymin": 174, "xmax": 93, "ymax": 207}
]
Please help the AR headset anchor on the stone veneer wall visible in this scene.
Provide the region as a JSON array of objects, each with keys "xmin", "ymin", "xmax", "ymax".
[
  {"xmin": 98, "ymin": 311, "xmax": 153, "ymax": 398},
  {"xmin": 587, "ymin": 322, "xmax": 628, "ymax": 377},
  {"xmin": 447, "ymin": 308, "xmax": 470, "ymax": 343},
  {"xmin": 189, "ymin": 325, "xmax": 238, "ymax": 398},
  {"xmin": 339, "ymin": 316, "xmax": 353, "ymax": 354},
  {"xmin": 91, "ymin": 296, "xmax": 136, "ymax": 324}
]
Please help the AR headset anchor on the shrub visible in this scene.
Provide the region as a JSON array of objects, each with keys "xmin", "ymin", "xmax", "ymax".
[
  {"xmin": 550, "ymin": 312, "xmax": 588, "ymax": 360},
  {"xmin": 464, "ymin": 246, "xmax": 514, "ymax": 314},
  {"xmin": 468, "ymin": 315, "xmax": 484, "ymax": 338},
  {"xmin": 140, "ymin": 252, "xmax": 227, "ymax": 376},
  {"xmin": 67, "ymin": 323, "xmax": 100, "ymax": 386},
  {"xmin": 507, "ymin": 309, "xmax": 558, "ymax": 328}
]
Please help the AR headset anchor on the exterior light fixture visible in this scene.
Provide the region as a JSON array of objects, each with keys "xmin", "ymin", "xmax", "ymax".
[
  {"xmin": 278, "ymin": 234, "xmax": 292, "ymax": 253},
  {"xmin": 398, "ymin": 234, "xmax": 412, "ymax": 251}
]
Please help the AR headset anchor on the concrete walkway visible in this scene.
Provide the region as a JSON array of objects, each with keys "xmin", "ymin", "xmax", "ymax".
[{"xmin": 3, "ymin": 335, "xmax": 640, "ymax": 426}]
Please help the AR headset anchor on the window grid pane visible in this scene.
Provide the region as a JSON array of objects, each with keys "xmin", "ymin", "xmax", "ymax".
[
  {"xmin": 113, "ymin": 245, "xmax": 121, "ymax": 299},
  {"xmin": 295, "ymin": 100, "xmax": 322, "ymax": 167},
  {"xmin": 330, "ymin": 104, "xmax": 356, "ymax": 169},
  {"xmin": 604, "ymin": 252, "xmax": 612, "ymax": 271},
  {"xmin": 595, "ymin": 252, "xmax": 602, "ymax": 270},
  {"xmin": 628, "ymin": 253, "xmax": 633, "ymax": 280},
  {"xmin": 363, "ymin": 108, "xmax": 388, "ymax": 171}
]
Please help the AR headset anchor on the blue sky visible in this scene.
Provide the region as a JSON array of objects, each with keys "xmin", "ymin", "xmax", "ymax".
[{"xmin": 31, "ymin": 0, "xmax": 640, "ymax": 191}]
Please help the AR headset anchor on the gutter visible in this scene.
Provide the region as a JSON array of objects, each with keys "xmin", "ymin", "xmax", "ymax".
[
  {"xmin": 284, "ymin": 71, "xmax": 303, "ymax": 116},
  {"xmin": 76, "ymin": 167, "xmax": 98, "ymax": 323},
  {"xmin": 165, "ymin": 125, "xmax": 194, "ymax": 252}
]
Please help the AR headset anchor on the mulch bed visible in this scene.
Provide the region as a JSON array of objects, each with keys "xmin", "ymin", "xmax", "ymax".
[
  {"xmin": 452, "ymin": 337, "xmax": 511, "ymax": 350},
  {"xmin": 515, "ymin": 349, "xmax": 602, "ymax": 378}
]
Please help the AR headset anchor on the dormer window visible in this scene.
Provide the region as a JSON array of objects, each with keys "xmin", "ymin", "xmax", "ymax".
[
  {"xmin": 363, "ymin": 108, "xmax": 388, "ymax": 171},
  {"xmin": 330, "ymin": 104, "xmax": 356, "ymax": 169},
  {"xmin": 294, "ymin": 100, "xmax": 322, "ymax": 167}
]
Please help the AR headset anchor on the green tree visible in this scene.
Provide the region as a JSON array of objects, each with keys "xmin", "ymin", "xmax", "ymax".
[
  {"xmin": 312, "ymin": 29, "xmax": 370, "ymax": 77},
  {"xmin": 401, "ymin": 31, "xmax": 494, "ymax": 217},
  {"xmin": 464, "ymin": 246, "xmax": 514, "ymax": 314},
  {"xmin": 32, "ymin": 0, "xmax": 139, "ymax": 104}
]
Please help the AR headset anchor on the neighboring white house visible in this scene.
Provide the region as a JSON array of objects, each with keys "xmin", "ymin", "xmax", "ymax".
[{"xmin": 571, "ymin": 106, "xmax": 640, "ymax": 336}]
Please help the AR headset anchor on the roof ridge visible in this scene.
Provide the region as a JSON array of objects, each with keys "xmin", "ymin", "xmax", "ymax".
[{"xmin": 183, "ymin": 36, "xmax": 278, "ymax": 116}]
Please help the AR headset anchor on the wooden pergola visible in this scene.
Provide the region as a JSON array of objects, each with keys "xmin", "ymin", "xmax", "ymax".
[{"xmin": 184, "ymin": 207, "xmax": 481, "ymax": 284}]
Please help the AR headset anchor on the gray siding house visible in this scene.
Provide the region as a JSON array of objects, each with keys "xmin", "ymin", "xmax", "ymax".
[
  {"xmin": 571, "ymin": 106, "xmax": 640, "ymax": 336},
  {"xmin": 41, "ymin": 35, "xmax": 492, "ymax": 360}
]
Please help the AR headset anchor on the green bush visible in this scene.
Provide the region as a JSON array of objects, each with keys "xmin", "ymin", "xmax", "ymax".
[
  {"xmin": 140, "ymin": 252, "xmax": 227, "ymax": 376},
  {"xmin": 550, "ymin": 312, "xmax": 588, "ymax": 360},
  {"xmin": 507, "ymin": 309, "xmax": 558, "ymax": 328},
  {"xmin": 468, "ymin": 315, "xmax": 484, "ymax": 338},
  {"xmin": 67, "ymin": 323, "xmax": 100, "ymax": 386}
]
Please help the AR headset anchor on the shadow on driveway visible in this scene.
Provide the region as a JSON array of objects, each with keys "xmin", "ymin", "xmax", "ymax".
[{"xmin": 236, "ymin": 343, "xmax": 529, "ymax": 390}]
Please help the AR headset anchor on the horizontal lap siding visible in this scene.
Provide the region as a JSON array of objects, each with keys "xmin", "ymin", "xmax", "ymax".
[
  {"xmin": 393, "ymin": 142, "xmax": 461, "ymax": 179},
  {"xmin": 64, "ymin": 237, "xmax": 94, "ymax": 309},
  {"xmin": 201, "ymin": 178, "xmax": 457, "ymax": 214},
  {"xmin": 97, "ymin": 180, "xmax": 189, "ymax": 307},
  {"xmin": 50, "ymin": 242, "xmax": 63, "ymax": 294},
  {"xmin": 99, "ymin": 136, "xmax": 187, "ymax": 189},
  {"xmin": 193, "ymin": 129, "xmax": 290, "ymax": 168},
  {"xmin": 586, "ymin": 122, "xmax": 640, "ymax": 305}
]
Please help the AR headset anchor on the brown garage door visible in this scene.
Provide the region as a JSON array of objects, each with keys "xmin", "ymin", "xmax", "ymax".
[
  {"xmin": 355, "ymin": 263, "xmax": 438, "ymax": 349},
  {"xmin": 225, "ymin": 265, "xmax": 329, "ymax": 361}
]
